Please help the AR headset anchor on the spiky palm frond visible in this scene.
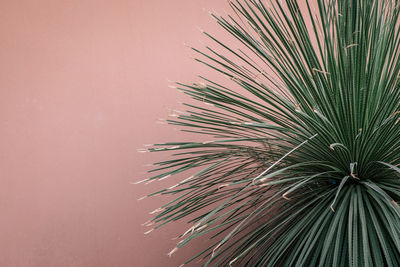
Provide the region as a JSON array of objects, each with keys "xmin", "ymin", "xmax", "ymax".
[{"xmin": 140, "ymin": 0, "xmax": 400, "ymax": 266}]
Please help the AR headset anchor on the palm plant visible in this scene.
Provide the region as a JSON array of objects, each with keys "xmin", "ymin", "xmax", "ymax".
[{"xmin": 139, "ymin": 0, "xmax": 400, "ymax": 266}]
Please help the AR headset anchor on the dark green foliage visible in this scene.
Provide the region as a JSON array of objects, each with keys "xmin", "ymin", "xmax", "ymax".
[{"xmin": 141, "ymin": 0, "xmax": 400, "ymax": 266}]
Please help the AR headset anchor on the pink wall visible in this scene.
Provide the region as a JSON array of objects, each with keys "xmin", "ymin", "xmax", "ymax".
[{"xmin": 0, "ymin": 1, "xmax": 228, "ymax": 266}]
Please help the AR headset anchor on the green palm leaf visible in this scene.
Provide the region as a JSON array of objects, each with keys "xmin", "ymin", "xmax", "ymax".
[{"xmin": 140, "ymin": 0, "xmax": 400, "ymax": 266}]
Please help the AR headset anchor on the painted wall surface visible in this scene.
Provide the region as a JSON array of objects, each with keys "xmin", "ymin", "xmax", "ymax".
[{"xmin": 0, "ymin": 1, "xmax": 229, "ymax": 266}]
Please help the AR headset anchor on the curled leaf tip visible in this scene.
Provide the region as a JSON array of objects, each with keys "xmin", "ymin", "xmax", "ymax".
[
  {"xmin": 330, "ymin": 204, "xmax": 335, "ymax": 212},
  {"xmin": 229, "ymin": 258, "xmax": 238, "ymax": 266},
  {"xmin": 168, "ymin": 247, "xmax": 178, "ymax": 257}
]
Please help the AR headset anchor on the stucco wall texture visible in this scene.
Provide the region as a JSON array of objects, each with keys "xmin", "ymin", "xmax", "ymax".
[{"xmin": 0, "ymin": 1, "xmax": 229, "ymax": 266}]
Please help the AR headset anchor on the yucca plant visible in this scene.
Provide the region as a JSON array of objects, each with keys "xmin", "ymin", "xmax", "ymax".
[{"xmin": 138, "ymin": 0, "xmax": 400, "ymax": 266}]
